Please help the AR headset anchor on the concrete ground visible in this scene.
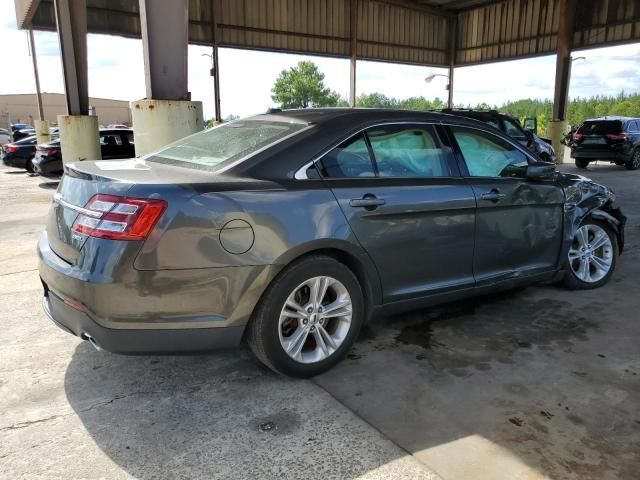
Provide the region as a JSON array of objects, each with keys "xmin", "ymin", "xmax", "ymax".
[{"xmin": 1, "ymin": 162, "xmax": 638, "ymax": 480}]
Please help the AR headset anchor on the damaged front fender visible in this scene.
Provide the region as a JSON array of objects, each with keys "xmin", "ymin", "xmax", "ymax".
[{"xmin": 558, "ymin": 173, "xmax": 626, "ymax": 270}]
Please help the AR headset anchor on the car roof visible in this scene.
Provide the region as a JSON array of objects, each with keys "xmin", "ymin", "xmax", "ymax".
[
  {"xmin": 585, "ymin": 116, "xmax": 638, "ymax": 122},
  {"xmin": 247, "ymin": 108, "xmax": 494, "ymax": 129}
]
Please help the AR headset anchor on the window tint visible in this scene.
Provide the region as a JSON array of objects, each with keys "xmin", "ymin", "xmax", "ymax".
[
  {"xmin": 318, "ymin": 133, "xmax": 375, "ymax": 178},
  {"xmin": 367, "ymin": 126, "xmax": 448, "ymax": 177},
  {"xmin": 452, "ymin": 127, "xmax": 529, "ymax": 178},
  {"xmin": 628, "ymin": 121, "xmax": 639, "ymax": 132},
  {"xmin": 503, "ymin": 118, "xmax": 527, "ymax": 140}
]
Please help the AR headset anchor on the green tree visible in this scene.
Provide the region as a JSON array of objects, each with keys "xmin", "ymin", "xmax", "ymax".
[{"xmin": 271, "ymin": 61, "xmax": 341, "ymax": 109}]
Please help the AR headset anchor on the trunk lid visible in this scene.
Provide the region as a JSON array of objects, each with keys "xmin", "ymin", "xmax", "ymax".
[{"xmin": 46, "ymin": 158, "xmax": 271, "ymax": 264}]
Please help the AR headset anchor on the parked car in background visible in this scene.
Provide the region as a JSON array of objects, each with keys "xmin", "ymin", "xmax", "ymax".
[
  {"xmin": 13, "ymin": 128, "xmax": 36, "ymax": 142},
  {"xmin": 571, "ymin": 117, "xmax": 640, "ymax": 170},
  {"xmin": 39, "ymin": 109, "xmax": 624, "ymax": 378},
  {"xmin": 1, "ymin": 135, "xmax": 38, "ymax": 172},
  {"xmin": 33, "ymin": 128, "xmax": 135, "ymax": 177},
  {"xmin": 441, "ymin": 108, "xmax": 557, "ymax": 163}
]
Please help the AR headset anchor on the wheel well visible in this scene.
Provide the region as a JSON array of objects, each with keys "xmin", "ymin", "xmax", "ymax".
[{"xmin": 290, "ymin": 248, "xmax": 380, "ymax": 316}]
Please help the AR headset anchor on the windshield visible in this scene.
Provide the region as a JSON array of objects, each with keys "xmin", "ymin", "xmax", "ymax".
[
  {"xmin": 578, "ymin": 120, "xmax": 623, "ymax": 135},
  {"xmin": 144, "ymin": 119, "xmax": 307, "ymax": 171}
]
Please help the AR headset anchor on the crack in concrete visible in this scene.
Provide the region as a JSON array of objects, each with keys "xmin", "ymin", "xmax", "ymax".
[{"xmin": 0, "ymin": 268, "xmax": 38, "ymax": 277}]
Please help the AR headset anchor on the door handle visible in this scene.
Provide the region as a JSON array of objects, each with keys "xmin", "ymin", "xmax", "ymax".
[
  {"xmin": 480, "ymin": 190, "xmax": 506, "ymax": 202},
  {"xmin": 350, "ymin": 195, "xmax": 385, "ymax": 210}
]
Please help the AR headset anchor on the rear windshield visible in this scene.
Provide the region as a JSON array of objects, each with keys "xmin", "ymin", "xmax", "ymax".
[
  {"xmin": 144, "ymin": 120, "xmax": 307, "ymax": 171},
  {"xmin": 578, "ymin": 121, "xmax": 623, "ymax": 135}
]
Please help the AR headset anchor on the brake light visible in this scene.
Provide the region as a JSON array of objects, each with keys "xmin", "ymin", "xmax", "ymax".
[
  {"xmin": 45, "ymin": 147, "xmax": 58, "ymax": 155},
  {"xmin": 606, "ymin": 132, "xmax": 629, "ymax": 140},
  {"xmin": 72, "ymin": 194, "xmax": 167, "ymax": 240},
  {"xmin": 573, "ymin": 133, "xmax": 584, "ymax": 142},
  {"xmin": 4, "ymin": 144, "xmax": 18, "ymax": 153}
]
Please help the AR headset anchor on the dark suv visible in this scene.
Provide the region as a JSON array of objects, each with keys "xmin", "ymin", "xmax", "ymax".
[
  {"xmin": 571, "ymin": 117, "xmax": 640, "ymax": 170},
  {"xmin": 440, "ymin": 109, "xmax": 557, "ymax": 163}
]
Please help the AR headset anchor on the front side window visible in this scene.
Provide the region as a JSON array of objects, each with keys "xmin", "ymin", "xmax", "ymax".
[
  {"xmin": 318, "ymin": 134, "xmax": 375, "ymax": 178},
  {"xmin": 451, "ymin": 127, "xmax": 529, "ymax": 178},
  {"xmin": 146, "ymin": 120, "xmax": 307, "ymax": 170},
  {"xmin": 367, "ymin": 125, "xmax": 448, "ymax": 177}
]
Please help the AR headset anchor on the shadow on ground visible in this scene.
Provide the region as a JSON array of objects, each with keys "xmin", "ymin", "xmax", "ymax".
[{"xmin": 38, "ymin": 181, "xmax": 60, "ymax": 189}]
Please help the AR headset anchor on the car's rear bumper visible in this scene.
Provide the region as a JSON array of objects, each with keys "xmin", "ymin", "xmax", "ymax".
[
  {"xmin": 571, "ymin": 150, "xmax": 629, "ymax": 162},
  {"xmin": 2, "ymin": 155, "xmax": 27, "ymax": 169},
  {"xmin": 33, "ymin": 156, "xmax": 62, "ymax": 176},
  {"xmin": 38, "ymin": 232, "xmax": 276, "ymax": 354},
  {"xmin": 42, "ymin": 290, "xmax": 244, "ymax": 354}
]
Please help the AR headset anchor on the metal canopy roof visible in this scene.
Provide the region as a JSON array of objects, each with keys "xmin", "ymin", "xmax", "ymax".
[{"xmin": 14, "ymin": 0, "xmax": 640, "ymax": 67}]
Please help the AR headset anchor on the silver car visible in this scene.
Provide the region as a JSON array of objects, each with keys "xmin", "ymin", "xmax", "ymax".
[{"xmin": 38, "ymin": 109, "xmax": 625, "ymax": 377}]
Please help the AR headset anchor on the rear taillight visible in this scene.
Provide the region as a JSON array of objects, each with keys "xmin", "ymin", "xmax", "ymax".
[
  {"xmin": 4, "ymin": 144, "xmax": 18, "ymax": 153},
  {"xmin": 573, "ymin": 133, "xmax": 584, "ymax": 142},
  {"xmin": 72, "ymin": 194, "xmax": 167, "ymax": 240},
  {"xmin": 606, "ymin": 133, "xmax": 629, "ymax": 141},
  {"xmin": 45, "ymin": 148, "xmax": 58, "ymax": 155}
]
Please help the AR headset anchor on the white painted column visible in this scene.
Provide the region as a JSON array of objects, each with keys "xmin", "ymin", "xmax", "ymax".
[
  {"xmin": 34, "ymin": 119, "xmax": 51, "ymax": 145},
  {"xmin": 57, "ymin": 114, "xmax": 101, "ymax": 165},
  {"xmin": 131, "ymin": 99, "xmax": 203, "ymax": 157}
]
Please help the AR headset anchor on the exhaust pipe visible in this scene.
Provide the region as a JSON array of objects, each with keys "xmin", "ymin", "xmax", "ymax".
[{"xmin": 81, "ymin": 333, "xmax": 102, "ymax": 351}]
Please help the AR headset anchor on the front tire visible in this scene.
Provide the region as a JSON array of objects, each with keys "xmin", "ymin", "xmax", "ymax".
[
  {"xmin": 625, "ymin": 150, "xmax": 640, "ymax": 170},
  {"xmin": 575, "ymin": 158, "xmax": 589, "ymax": 169},
  {"xmin": 246, "ymin": 255, "xmax": 364, "ymax": 377},
  {"xmin": 563, "ymin": 220, "xmax": 617, "ymax": 290}
]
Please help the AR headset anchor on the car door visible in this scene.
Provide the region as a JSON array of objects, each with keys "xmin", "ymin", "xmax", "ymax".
[
  {"xmin": 447, "ymin": 125, "xmax": 564, "ymax": 286},
  {"xmin": 317, "ymin": 123, "xmax": 477, "ymax": 303}
]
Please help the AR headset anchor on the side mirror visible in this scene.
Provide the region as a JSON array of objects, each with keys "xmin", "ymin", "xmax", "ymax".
[{"xmin": 527, "ymin": 162, "xmax": 556, "ymax": 180}]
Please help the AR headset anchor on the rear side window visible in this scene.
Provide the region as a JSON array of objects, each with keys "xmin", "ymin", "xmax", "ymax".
[
  {"xmin": 367, "ymin": 125, "xmax": 448, "ymax": 177},
  {"xmin": 451, "ymin": 127, "xmax": 529, "ymax": 178},
  {"xmin": 578, "ymin": 121, "xmax": 623, "ymax": 135},
  {"xmin": 318, "ymin": 134, "xmax": 375, "ymax": 178}
]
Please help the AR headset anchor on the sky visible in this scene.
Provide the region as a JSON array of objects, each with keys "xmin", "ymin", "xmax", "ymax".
[{"xmin": 1, "ymin": 0, "xmax": 639, "ymax": 120}]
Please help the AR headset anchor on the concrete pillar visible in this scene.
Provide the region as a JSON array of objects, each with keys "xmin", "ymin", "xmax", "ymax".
[
  {"xmin": 349, "ymin": 0, "xmax": 357, "ymax": 107},
  {"xmin": 131, "ymin": 100, "xmax": 203, "ymax": 156},
  {"xmin": 34, "ymin": 119, "xmax": 51, "ymax": 145},
  {"xmin": 447, "ymin": 17, "xmax": 457, "ymax": 109},
  {"xmin": 549, "ymin": 120, "xmax": 568, "ymax": 164},
  {"xmin": 58, "ymin": 115, "xmax": 101, "ymax": 165}
]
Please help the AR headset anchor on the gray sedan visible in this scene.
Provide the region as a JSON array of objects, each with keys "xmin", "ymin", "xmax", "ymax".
[{"xmin": 38, "ymin": 109, "xmax": 625, "ymax": 377}]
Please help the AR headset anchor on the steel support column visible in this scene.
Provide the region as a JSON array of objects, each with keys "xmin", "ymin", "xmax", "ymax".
[
  {"xmin": 552, "ymin": 0, "xmax": 577, "ymax": 121},
  {"xmin": 211, "ymin": 0, "xmax": 222, "ymax": 122},
  {"xmin": 349, "ymin": 0, "xmax": 358, "ymax": 107},
  {"xmin": 139, "ymin": 0, "xmax": 189, "ymax": 100},
  {"xmin": 447, "ymin": 17, "xmax": 457, "ymax": 109},
  {"xmin": 550, "ymin": 0, "xmax": 577, "ymax": 163},
  {"xmin": 28, "ymin": 28, "xmax": 44, "ymax": 121},
  {"xmin": 53, "ymin": 0, "xmax": 89, "ymax": 115}
]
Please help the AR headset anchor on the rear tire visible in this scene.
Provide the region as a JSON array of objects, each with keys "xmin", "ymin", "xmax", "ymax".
[
  {"xmin": 624, "ymin": 150, "xmax": 640, "ymax": 170},
  {"xmin": 575, "ymin": 158, "xmax": 589, "ymax": 169},
  {"xmin": 246, "ymin": 255, "xmax": 364, "ymax": 378},
  {"xmin": 563, "ymin": 219, "xmax": 617, "ymax": 290},
  {"xmin": 26, "ymin": 157, "xmax": 34, "ymax": 173}
]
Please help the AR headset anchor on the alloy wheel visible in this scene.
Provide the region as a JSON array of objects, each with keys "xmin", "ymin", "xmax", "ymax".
[
  {"xmin": 278, "ymin": 276, "xmax": 352, "ymax": 364},
  {"xmin": 568, "ymin": 224, "xmax": 613, "ymax": 283}
]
